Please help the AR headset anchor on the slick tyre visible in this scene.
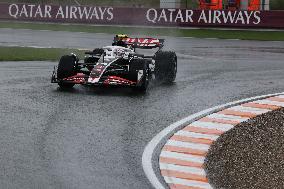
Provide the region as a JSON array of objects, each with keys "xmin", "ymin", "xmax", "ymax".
[
  {"xmin": 57, "ymin": 55, "xmax": 77, "ymax": 89},
  {"xmin": 130, "ymin": 59, "xmax": 149, "ymax": 93},
  {"xmin": 154, "ymin": 51, "xmax": 177, "ymax": 84}
]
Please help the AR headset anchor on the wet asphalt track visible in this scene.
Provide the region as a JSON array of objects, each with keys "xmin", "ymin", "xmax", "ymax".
[{"xmin": 0, "ymin": 28, "xmax": 284, "ymax": 189}]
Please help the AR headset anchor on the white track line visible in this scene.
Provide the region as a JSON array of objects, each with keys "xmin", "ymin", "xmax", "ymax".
[
  {"xmin": 160, "ymin": 163, "xmax": 206, "ymax": 176},
  {"xmin": 255, "ymin": 99, "xmax": 284, "ymax": 107},
  {"xmin": 175, "ymin": 130, "xmax": 219, "ymax": 140},
  {"xmin": 163, "ymin": 176, "xmax": 213, "ymax": 189},
  {"xmin": 166, "ymin": 140, "xmax": 210, "ymax": 151},
  {"xmin": 229, "ymin": 106, "xmax": 271, "ymax": 114},
  {"xmin": 190, "ymin": 121, "xmax": 234, "ymax": 131},
  {"xmin": 277, "ymin": 95, "xmax": 284, "ymax": 99},
  {"xmin": 207, "ymin": 113, "xmax": 248, "ymax": 122},
  {"xmin": 160, "ymin": 151, "xmax": 205, "ymax": 163}
]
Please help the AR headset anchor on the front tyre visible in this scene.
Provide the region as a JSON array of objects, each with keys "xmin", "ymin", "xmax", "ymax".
[
  {"xmin": 57, "ymin": 55, "xmax": 77, "ymax": 89},
  {"xmin": 154, "ymin": 51, "xmax": 177, "ymax": 84}
]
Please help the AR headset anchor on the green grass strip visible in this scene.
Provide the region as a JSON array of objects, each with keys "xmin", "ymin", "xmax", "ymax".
[
  {"xmin": 0, "ymin": 46, "xmax": 85, "ymax": 61},
  {"xmin": 1, "ymin": 21, "xmax": 284, "ymax": 41}
]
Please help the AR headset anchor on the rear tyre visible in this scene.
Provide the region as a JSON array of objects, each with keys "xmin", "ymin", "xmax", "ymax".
[
  {"xmin": 154, "ymin": 51, "xmax": 177, "ymax": 84},
  {"xmin": 130, "ymin": 59, "xmax": 149, "ymax": 93},
  {"xmin": 57, "ymin": 55, "xmax": 77, "ymax": 89}
]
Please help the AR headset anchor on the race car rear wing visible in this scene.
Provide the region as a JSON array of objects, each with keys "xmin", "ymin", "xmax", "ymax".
[{"xmin": 113, "ymin": 35, "xmax": 164, "ymax": 49}]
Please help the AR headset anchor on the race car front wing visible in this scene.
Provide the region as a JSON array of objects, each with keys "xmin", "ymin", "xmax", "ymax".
[{"xmin": 51, "ymin": 66, "xmax": 137, "ymax": 87}]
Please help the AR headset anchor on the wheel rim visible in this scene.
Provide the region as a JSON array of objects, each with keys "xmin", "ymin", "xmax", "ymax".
[{"xmin": 173, "ymin": 59, "xmax": 177, "ymax": 74}]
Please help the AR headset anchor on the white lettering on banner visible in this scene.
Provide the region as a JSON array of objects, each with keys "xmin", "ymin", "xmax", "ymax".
[
  {"xmin": 146, "ymin": 8, "xmax": 262, "ymax": 25},
  {"xmin": 78, "ymin": 7, "xmax": 92, "ymax": 19},
  {"xmin": 107, "ymin": 7, "xmax": 113, "ymax": 20},
  {"xmin": 186, "ymin": 10, "xmax": 193, "ymax": 22},
  {"xmin": 198, "ymin": 10, "xmax": 207, "ymax": 23},
  {"xmin": 235, "ymin": 11, "xmax": 245, "ymax": 24},
  {"xmin": 175, "ymin": 9, "xmax": 184, "ymax": 22},
  {"xmin": 147, "ymin": 8, "xmax": 194, "ymax": 24},
  {"xmin": 90, "ymin": 7, "xmax": 99, "ymax": 20},
  {"xmin": 208, "ymin": 10, "xmax": 212, "ymax": 23},
  {"xmin": 253, "ymin": 11, "xmax": 261, "ymax": 24},
  {"xmin": 56, "ymin": 6, "xmax": 64, "ymax": 18},
  {"xmin": 168, "ymin": 9, "xmax": 175, "ymax": 22},
  {"xmin": 9, "ymin": 4, "xmax": 53, "ymax": 19},
  {"xmin": 9, "ymin": 4, "xmax": 18, "ymax": 18},
  {"xmin": 213, "ymin": 10, "xmax": 221, "ymax": 23},
  {"xmin": 197, "ymin": 10, "xmax": 261, "ymax": 25},
  {"xmin": 65, "ymin": 6, "xmax": 69, "ymax": 19},
  {"xmin": 244, "ymin": 11, "xmax": 253, "ymax": 24},
  {"xmin": 19, "ymin": 5, "xmax": 28, "ymax": 18},
  {"xmin": 55, "ymin": 6, "xmax": 113, "ymax": 20},
  {"xmin": 7, "ymin": 4, "xmax": 261, "ymax": 25},
  {"xmin": 8, "ymin": 4, "xmax": 114, "ymax": 21},
  {"xmin": 34, "ymin": 5, "xmax": 43, "ymax": 18},
  {"xmin": 158, "ymin": 9, "xmax": 167, "ymax": 22},
  {"xmin": 99, "ymin": 7, "xmax": 107, "ymax": 20},
  {"xmin": 146, "ymin": 8, "xmax": 157, "ymax": 23},
  {"xmin": 70, "ymin": 6, "xmax": 78, "ymax": 19},
  {"xmin": 222, "ymin": 11, "xmax": 236, "ymax": 23},
  {"xmin": 27, "ymin": 5, "xmax": 35, "ymax": 17},
  {"xmin": 44, "ymin": 5, "xmax": 52, "ymax": 18}
]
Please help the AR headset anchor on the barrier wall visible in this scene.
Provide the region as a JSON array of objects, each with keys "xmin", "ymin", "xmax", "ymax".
[{"xmin": 0, "ymin": 3, "xmax": 284, "ymax": 28}]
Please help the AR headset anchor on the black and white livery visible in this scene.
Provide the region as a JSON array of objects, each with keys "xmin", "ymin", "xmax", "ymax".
[{"xmin": 51, "ymin": 34, "xmax": 177, "ymax": 92}]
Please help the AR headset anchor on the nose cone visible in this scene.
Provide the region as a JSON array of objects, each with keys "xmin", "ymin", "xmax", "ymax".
[{"xmin": 88, "ymin": 64, "xmax": 107, "ymax": 83}]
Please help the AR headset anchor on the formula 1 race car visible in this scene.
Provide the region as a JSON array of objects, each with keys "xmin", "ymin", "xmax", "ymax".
[{"xmin": 51, "ymin": 34, "xmax": 177, "ymax": 92}]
